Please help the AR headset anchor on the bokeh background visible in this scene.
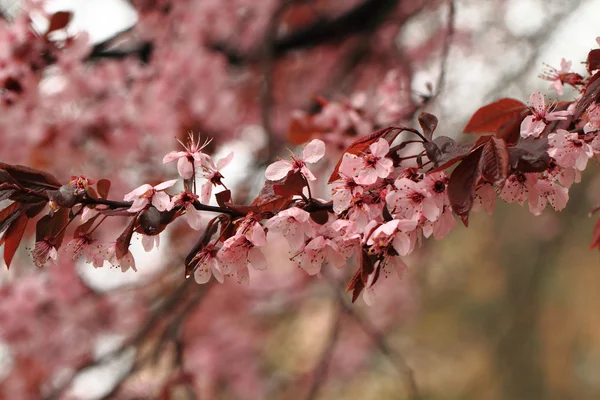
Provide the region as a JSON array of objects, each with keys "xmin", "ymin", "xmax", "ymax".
[{"xmin": 1, "ymin": 0, "xmax": 600, "ymax": 399}]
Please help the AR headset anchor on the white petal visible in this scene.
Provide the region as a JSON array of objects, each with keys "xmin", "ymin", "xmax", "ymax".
[
  {"xmin": 302, "ymin": 139, "xmax": 326, "ymax": 163},
  {"xmin": 265, "ymin": 160, "xmax": 293, "ymax": 181}
]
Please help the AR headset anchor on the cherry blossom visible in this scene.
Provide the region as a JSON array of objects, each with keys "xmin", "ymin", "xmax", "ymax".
[
  {"xmin": 529, "ymin": 177, "xmax": 569, "ymax": 215},
  {"xmin": 500, "ymin": 173, "xmax": 538, "ymax": 206},
  {"xmin": 141, "ymin": 234, "xmax": 160, "ymax": 252},
  {"xmin": 235, "ymin": 213, "xmax": 267, "ymax": 247},
  {"xmin": 32, "ymin": 239, "xmax": 58, "ymax": 267},
  {"xmin": 548, "ymin": 129, "xmax": 594, "ymax": 171},
  {"xmin": 472, "ymin": 183, "xmax": 497, "ymax": 215},
  {"xmin": 63, "ymin": 234, "xmax": 96, "ymax": 262},
  {"xmin": 541, "ymin": 58, "xmax": 581, "ymax": 96},
  {"xmin": 266, "ymin": 207, "xmax": 314, "ymax": 251},
  {"xmin": 123, "ymin": 179, "xmax": 178, "ymax": 213},
  {"xmin": 217, "ymin": 236, "xmax": 266, "ymax": 284},
  {"xmin": 265, "ymin": 139, "xmax": 325, "ymax": 181},
  {"xmin": 386, "ymin": 178, "xmax": 440, "ymax": 222},
  {"xmin": 163, "ymin": 133, "xmax": 212, "ymax": 179},
  {"xmin": 331, "ymin": 175, "xmax": 364, "ymax": 214},
  {"xmin": 520, "ymin": 92, "xmax": 570, "ymax": 138},
  {"xmin": 191, "ymin": 244, "xmax": 224, "ymax": 284},
  {"xmin": 170, "ymin": 191, "xmax": 203, "ymax": 230},
  {"xmin": 198, "ymin": 152, "xmax": 234, "ymax": 204},
  {"xmin": 339, "ymin": 138, "xmax": 394, "ymax": 185}
]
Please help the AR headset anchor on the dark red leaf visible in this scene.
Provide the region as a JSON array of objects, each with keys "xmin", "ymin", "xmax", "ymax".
[
  {"xmin": 46, "ymin": 11, "xmax": 72, "ymax": 35},
  {"xmin": 480, "ymin": 137, "xmax": 509, "ymax": 184},
  {"xmin": 508, "ymin": 137, "xmax": 550, "ymax": 173},
  {"xmin": 496, "ymin": 108, "xmax": 531, "ymax": 145},
  {"xmin": 463, "ymin": 98, "xmax": 529, "ymax": 135},
  {"xmin": 329, "ymin": 127, "xmax": 402, "ymax": 183},
  {"xmin": 0, "ymin": 202, "xmax": 22, "ymax": 235},
  {"xmin": 35, "ymin": 208, "xmax": 69, "ymax": 247},
  {"xmin": 96, "ymin": 179, "xmax": 111, "ymax": 200},
  {"xmin": 0, "ymin": 162, "xmax": 61, "ymax": 191},
  {"xmin": 574, "ymin": 72, "xmax": 600, "ymax": 121},
  {"xmin": 273, "ymin": 171, "xmax": 306, "ymax": 198},
  {"xmin": 3, "ymin": 213, "xmax": 28, "ymax": 269},
  {"xmin": 418, "ymin": 112, "xmax": 438, "ymax": 141},
  {"xmin": 116, "ymin": 217, "xmax": 137, "ymax": 259},
  {"xmin": 287, "ymin": 115, "xmax": 324, "ymax": 145},
  {"xmin": 424, "ymin": 136, "xmax": 472, "ymax": 172},
  {"xmin": 309, "ymin": 209, "xmax": 329, "ymax": 225},
  {"xmin": 74, "ymin": 213, "xmax": 99, "ymax": 237},
  {"xmin": 215, "ymin": 190, "xmax": 232, "ymax": 208},
  {"xmin": 587, "ymin": 49, "xmax": 600, "ymax": 74},
  {"xmin": 447, "ymin": 147, "xmax": 484, "ymax": 226}
]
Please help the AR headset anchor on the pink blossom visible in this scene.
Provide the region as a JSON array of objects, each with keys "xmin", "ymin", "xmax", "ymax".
[
  {"xmin": 266, "ymin": 208, "xmax": 314, "ymax": 251},
  {"xmin": 198, "ymin": 151, "xmax": 234, "ymax": 204},
  {"xmin": 93, "ymin": 243, "xmax": 137, "ymax": 272},
  {"xmin": 346, "ymin": 193, "xmax": 382, "ymax": 231},
  {"xmin": 421, "ymin": 172, "xmax": 449, "ymax": 209},
  {"xmin": 163, "ymin": 133, "xmax": 212, "ymax": 179},
  {"xmin": 217, "ymin": 236, "xmax": 267, "ymax": 285},
  {"xmin": 472, "ymin": 183, "xmax": 497, "ymax": 214},
  {"xmin": 331, "ymin": 176, "xmax": 363, "ymax": 214},
  {"xmin": 542, "ymin": 58, "xmax": 573, "ymax": 96},
  {"xmin": 367, "ymin": 218, "xmax": 418, "ymax": 257},
  {"xmin": 191, "ymin": 244, "xmax": 224, "ymax": 284},
  {"xmin": 548, "ymin": 129, "xmax": 593, "ymax": 171},
  {"xmin": 339, "ymin": 138, "xmax": 393, "ymax": 185},
  {"xmin": 265, "ymin": 139, "xmax": 325, "ymax": 181},
  {"xmin": 235, "ymin": 213, "xmax": 267, "ymax": 247},
  {"xmin": 64, "ymin": 234, "xmax": 96, "ymax": 262},
  {"xmin": 292, "ymin": 235, "xmax": 346, "ymax": 275},
  {"xmin": 528, "ymin": 177, "xmax": 569, "ymax": 216},
  {"xmin": 546, "ymin": 162, "xmax": 580, "ymax": 188},
  {"xmin": 32, "ymin": 239, "xmax": 58, "ymax": 267},
  {"xmin": 170, "ymin": 191, "xmax": 203, "ymax": 230},
  {"xmin": 500, "ymin": 173, "xmax": 538, "ymax": 206},
  {"xmin": 141, "ymin": 234, "xmax": 160, "ymax": 252},
  {"xmin": 123, "ymin": 179, "xmax": 178, "ymax": 213},
  {"xmin": 520, "ymin": 92, "xmax": 570, "ymax": 138},
  {"xmin": 386, "ymin": 178, "xmax": 440, "ymax": 222}
]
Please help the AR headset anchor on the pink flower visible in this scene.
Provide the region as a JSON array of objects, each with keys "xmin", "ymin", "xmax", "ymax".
[
  {"xmin": 548, "ymin": 129, "xmax": 593, "ymax": 171},
  {"xmin": 265, "ymin": 139, "xmax": 325, "ymax": 181},
  {"xmin": 500, "ymin": 173, "xmax": 538, "ymax": 205},
  {"xmin": 170, "ymin": 191, "xmax": 203, "ymax": 230},
  {"xmin": 386, "ymin": 178, "xmax": 440, "ymax": 222},
  {"xmin": 92, "ymin": 243, "xmax": 137, "ymax": 272},
  {"xmin": 346, "ymin": 193, "xmax": 382, "ymax": 231},
  {"xmin": 141, "ymin": 234, "xmax": 160, "ymax": 252},
  {"xmin": 362, "ymin": 256, "xmax": 408, "ymax": 306},
  {"xmin": 472, "ymin": 183, "xmax": 496, "ymax": 214},
  {"xmin": 217, "ymin": 236, "xmax": 267, "ymax": 285},
  {"xmin": 235, "ymin": 213, "xmax": 267, "ymax": 247},
  {"xmin": 292, "ymin": 235, "xmax": 344, "ymax": 275},
  {"xmin": 64, "ymin": 234, "xmax": 96, "ymax": 262},
  {"xmin": 422, "ymin": 205, "xmax": 457, "ymax": 240},
  {"xmin": 163, "ymin": 133, "xmax": 212, "ymax": 179},
  {"xmin": 528, "ymin": 177, "xmax": 569, "ymax": 216},
  {"xmin": 542, "ymin": 58, "xmax": 574, "ymax": 96},
  {"xmin": 339, "ymin": 138, "xmax": 393, "ymax": 185},
  {"xmin": 191, "ymin": 244, "xmax": 224, "ymax": 284},
  {"xmin": 198, "ymin": 152, "xmax": 233, "ymax": 204},
  {"xmin": 32, "ymin": 239, "xmax": 58, "ymax": 267},
  {"xmin": 266, "ymin": 207, "xmax": 314, "ymax": 251},
  {"xmin": 421, "ymin": 172, "xmax": 449, "ymax": 209},
  {"xmin": 331, "ymin": 176, "xmax": 363, "ymax": 214},
  {"xmin": 546, "ymin": 162, "xmax": 580, "ymax": 188},
  {"xmin": 520, "ymin": 92, "xmax": 570, "ymax": 138},
  {"xmin": 367, "ymin": 218, "xmax": 418, "ymax": 257},
  {"xmin": 123, "ymin": 179, "xmax": 178, "ymax": 213}
]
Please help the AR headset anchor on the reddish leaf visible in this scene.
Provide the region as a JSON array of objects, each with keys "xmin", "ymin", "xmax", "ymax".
[
  {"xmin": 273, "ymin": 171, "xmax": 306, "ymax": 197},
  {"xmin": 590, "ymin": 218, "xmax": 600, "ymax": 250},
  {"xmin": 309, "ymin": 209, "xmax": 329, "ymax": 225},
  {"xmin": 74, "ymin": 213, "xmax": 99, "ymax": 237},
  {"xmin": 496, "ymin": 108, "xmax": 531, "ymax": 145},
  {"xmin": 447, "ymin": 147, "xmax": 484, "ymax": 226},
  {"xmin": 3, "ymin": 213, "xmax": 28, "ymax": 269},
  {"xmin": 46, "ymin": 11, "xmax": 72, "ymax": 35},
  {"xmin": 480, "ymin": 137, "xmax": 509, "ymax": 184},
  {"xmin": 463, "ymin": 98, "xmax": 529, "ymax": 135},
  {"xmin": 587, "ymin": 49, "xmax": 600, "ymax": 74},
  {"xmin": 215, "ymin": 190, "xmax": 232, "ymax": 208},
  {"xmin": 35, "ymin": 208, "xmax": 69, "ymax": 249},
  {"xmin": 0, "ymin": 162, "xmax": 61, "ymax": 190},
  {"xmin": 116, "ymin": 217, "xmax": 137, "ymax": 259},
  {"xmin": 574, "ymin": 72, "xmax": 600, "ymax": 121},
  {"xmin": 508, "ymin": 137, "xmax": 550, "ymax": 173},
  {"xmin": 96, "ymin": 179, "xmax": 111, "ymax": 200},
  {"xmin": 287, "ymin": 115, "xmax": 323, "ymax": 145},
  {"xmin": 424, "ymin": 136, "xmax": 472, "ymax": 172},
  {"xmin": 329, "ymin": 127, "xmax": 402, "ymax": 183},
  {"xmin": 417, "ymin": 112, "xmax": 438, "ymax": 141},
  {"xmin": 0, "ymin": 202, "xmax": 22, "ymax": 234}
]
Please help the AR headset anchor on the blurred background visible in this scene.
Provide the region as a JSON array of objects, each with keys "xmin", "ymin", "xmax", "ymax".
[{"xmin": 1, "ymin": 0, "xmax": 600, "ymax": 399}]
